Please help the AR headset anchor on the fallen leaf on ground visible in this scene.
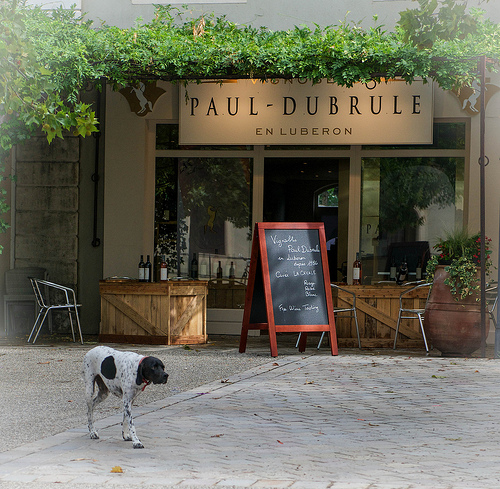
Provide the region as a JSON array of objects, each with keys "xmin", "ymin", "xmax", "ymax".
[{"xmin": 110, "ymin": 466, "xmax": 123, "ymax": 473}]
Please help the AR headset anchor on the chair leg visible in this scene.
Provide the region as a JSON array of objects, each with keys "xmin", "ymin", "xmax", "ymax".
[
  {"xmin": 317, "ymin": 332, "xmax": 326, "ymax": 349},
  {"xmin": 353, "ymin": 311, "xmax": 361, "ymax": 349},
  {"xmin": 74, "ymin": 307, "xmax": 83, "ymax": 344},
  {"xmin": 68, "ymin": 308, "xmax": 76, "ymax": 342},
  {"xmin": 31, "ymin": 309, "xmax": 50, "ymax": 344},
  {"xmin": 418, "ymin": 313, "xmax": 429, "ymax": 353},
  {"xmin": 295, "ymin": 332, "xmax": 301, "ymax": 348},
  {"xmin": 28, "ymin": 309, "xmax": 44, "ymax": 342},
  {"xmin": 393, "ymin": 311, "xmax": 403, "ymax": 349}
]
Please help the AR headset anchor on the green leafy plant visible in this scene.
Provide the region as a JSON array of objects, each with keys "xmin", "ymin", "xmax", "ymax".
[{"xmin": 426, "ymin": 229, "xmax": 493, "ymax": 300}]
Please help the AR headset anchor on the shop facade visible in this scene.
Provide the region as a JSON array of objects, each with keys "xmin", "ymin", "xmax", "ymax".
[
  {"xmin": 2, "ymin": 0, "xmax": 500, "ymax": 342},
  {"xmin": 102, "ymin": 74, "xmax": 500, "ymax": 337}
]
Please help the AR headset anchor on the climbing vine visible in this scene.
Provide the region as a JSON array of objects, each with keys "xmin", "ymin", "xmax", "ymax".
[{"xmin": 2, "ymin": 0, "xmax": 499, "ymax": 147}]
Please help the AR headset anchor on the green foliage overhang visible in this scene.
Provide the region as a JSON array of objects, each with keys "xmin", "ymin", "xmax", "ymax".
[
  {"xmin": 25, "ymin": 4, "xmax": 500, "ymax": 88},
  {"xmin": 2, "ymin": 0, "xmax": 500, "ymax": 147}
]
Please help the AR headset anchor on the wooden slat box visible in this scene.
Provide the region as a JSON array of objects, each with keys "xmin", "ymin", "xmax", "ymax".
[
  {"xmin": 207, "ymin": 280, "xmax": 247, "ymax": 309},
  {"xmin": 334, "ymin": 284, "xmax": 429, "ymax": 349},
  {"xmin": 99, "ymin": 280, "xmax": 208, "ymax": 345}
]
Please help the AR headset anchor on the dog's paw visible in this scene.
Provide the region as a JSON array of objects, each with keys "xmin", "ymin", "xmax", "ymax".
[
  {"xmin": 132, "ymin": 441, "xmax": 144, "ymax": 449},
  {"xmin": 90, "ymin": 431, "xmax": 99, "ymax": 440},
  {"xmin": 122, "ymin": 434, "xmax": 132, "ymax": 442}
]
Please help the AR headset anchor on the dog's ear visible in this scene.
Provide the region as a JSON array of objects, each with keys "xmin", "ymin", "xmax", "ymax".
[{"xmin": 136, "ymin": 361, "xmax": 145, "ymax": 386}]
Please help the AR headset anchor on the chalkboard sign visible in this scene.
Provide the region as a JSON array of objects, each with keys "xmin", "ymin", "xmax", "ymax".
[{"xmin": 240, "ymin": 222, "xmax": 338, "ymax": 357}]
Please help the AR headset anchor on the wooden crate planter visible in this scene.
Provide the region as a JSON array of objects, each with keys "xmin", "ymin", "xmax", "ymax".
[
  {"xmin": 334, "ymin": 284, "xmax": 429, "ymax": 348},
  {"xmin": 99, "ymin": 280, "xmax": 207, "ymax": 345}
]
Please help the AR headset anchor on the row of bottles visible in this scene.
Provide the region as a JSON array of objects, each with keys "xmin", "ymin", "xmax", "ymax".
[
  {"xmin": 390, "ymin": 257, "xmax": 423, "ymax": 283},
  {"xmin": 190, "ymin": 254, "xmax": 234, "ymax": 279},
  {"xmin": 139, "ymin": 253, "xmax": 238, "ymax": 281},
  {"xmin": 213, "ymin": 260, "xmax": 236, "ymax": 280},
  {"xmin": 139, "ymin": 254, "xmax": 169, "ymax": 282},
  {"xmin": 352, "ymin": 253, "xmax": 423, "ymax": 285},
  {"xmin": 138, "ymin": 255, "xmax": 153, "ymax": 282}
]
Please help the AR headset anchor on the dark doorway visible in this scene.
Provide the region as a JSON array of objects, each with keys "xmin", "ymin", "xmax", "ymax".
[{"xmin": 263, "ymin": 157, "xmax": 348, "ymax": 281}]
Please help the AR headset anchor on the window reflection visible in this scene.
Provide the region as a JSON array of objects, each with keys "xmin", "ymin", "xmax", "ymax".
[
  {"xmin": 361, "ymin": 157, "xmax": 465, "ymax": 283},
  {"xmin": 155, "ymin": 157, "xmax": 253, "ymax": 284}
]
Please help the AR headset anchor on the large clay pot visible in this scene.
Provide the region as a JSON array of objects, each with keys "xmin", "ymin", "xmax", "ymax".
[{"xmin": 424, "ymin": 265, "xmax": 482, "ymax": 357}]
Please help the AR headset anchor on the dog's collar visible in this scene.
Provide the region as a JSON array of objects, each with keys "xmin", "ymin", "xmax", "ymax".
[{"xmin": 138, "ymin": 357, "xmax": 151, "ymax": 391}]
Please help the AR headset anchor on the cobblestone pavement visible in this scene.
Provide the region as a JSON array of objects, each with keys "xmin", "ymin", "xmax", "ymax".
[{"xmin": 0, "ymin": 336, "xmax": 499, "ymax": 488}]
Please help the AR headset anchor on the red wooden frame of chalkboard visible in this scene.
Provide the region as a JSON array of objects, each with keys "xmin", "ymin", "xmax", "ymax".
[{"xmin": 239, "ymin": 222, "xmax": 338, "ymax": 357}]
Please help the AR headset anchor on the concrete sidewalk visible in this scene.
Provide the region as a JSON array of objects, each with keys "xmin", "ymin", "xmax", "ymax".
[{"xmin": 0, "ymin": 340, "xmax": 499, "ymax": 489}]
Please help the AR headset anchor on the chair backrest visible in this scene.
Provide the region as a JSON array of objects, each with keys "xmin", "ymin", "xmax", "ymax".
[
  {"xmin": 5, "ymin": 267, "xmax": 47, "ymax": 295},
  {"xmin": 30, "ymin": 277, "xmax": 48, "ymax": 308},
  {"xmin": 30, "ymin": 278, "xmax": 78, "ymax": 308}
]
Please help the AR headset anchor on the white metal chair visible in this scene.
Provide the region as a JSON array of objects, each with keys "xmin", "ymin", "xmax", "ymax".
[
  {"xmin": 393, "ymin": 282, "xmax": 431, "ymax": 353},
  {"xmin": 28, "ymin": 278, "xmax": 83, "ymax": 344},
  {"xmin": 296, "ymin": 283, "xmax": 361, "ymax": 350},
  {"xmin": 318, "ymin": 284, "xmax": 361, "ymax": 349}
]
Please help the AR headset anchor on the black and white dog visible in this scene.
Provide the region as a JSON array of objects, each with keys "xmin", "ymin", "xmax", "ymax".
[{"xmin": 83, "ymin": 346, "xmax": 169, "ymax": 449}]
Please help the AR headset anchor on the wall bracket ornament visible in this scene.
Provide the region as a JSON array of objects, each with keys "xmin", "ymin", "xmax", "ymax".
[
  {"xmin": 119, "ymin": 82, "xmax": 166, "ymax": 116},
  {"xmin": 453, "ymin": 79, "xmax": 500, "ymax": 115}
]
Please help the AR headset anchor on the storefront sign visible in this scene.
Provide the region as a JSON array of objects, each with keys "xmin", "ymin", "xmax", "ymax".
[{"xmin": 179, "ymin": 79, "xmax": 433, "ymax": 145}]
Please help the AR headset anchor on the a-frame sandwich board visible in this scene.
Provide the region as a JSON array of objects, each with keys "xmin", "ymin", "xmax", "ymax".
[{"xmin": 239, "ymin": 222, "xmax": 338, "ymax": 357}]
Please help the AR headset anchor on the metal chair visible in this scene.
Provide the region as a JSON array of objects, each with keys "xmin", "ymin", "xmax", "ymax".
[
  {"xmin": 393, "ymin": 282, "xmax": 431, "ymax": 353},
  {"xmin": 486, "ymin": 282, "xmax": 498, "ymax": 328},
  {"xmin": 296, "ymin": 283, "xmax": 361, "ymax": 350},
  {"xmin": 318, "ymin": 284, "xmax": 361, "ymax": 349},
  {"xmin": 28, "ymin": 278, "xmax": 83, "ymax": 344}
]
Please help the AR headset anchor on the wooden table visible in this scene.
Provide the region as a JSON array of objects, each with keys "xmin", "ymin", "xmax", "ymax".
[
  {"xmin": 333, "ymin": 283, "xmax": 429, "ymax": 349},
  {"xmin": 99, "ymin": 280, "xmax": 208, "ymax": 345}
]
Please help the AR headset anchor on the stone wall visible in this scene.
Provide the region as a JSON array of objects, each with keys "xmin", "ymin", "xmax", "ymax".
[{"xmin": 14, "ymin": 135, "xmax": 80, "ymax": 333}]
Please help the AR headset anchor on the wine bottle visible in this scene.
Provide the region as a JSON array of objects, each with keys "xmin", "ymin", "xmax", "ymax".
[
  {"xmin": 138, "ymin": 255, "xmax": 145, "ymax": 282},
  {"xmin": 415, "ymin": 259, "xmax": 422, "ymax": 281},
  {"xmin": 216, "ymin": 260, "xmax": 223, "ymax": 279},
  {"xmin": 396, "ymin": 257, "xmax": 408, "ymax": 285},
  {"xmin": 390, "ymin": 258, "xmax": 397, "ymax": 281},
  {"xmin": 145, "ymin": 255, "xmax": 152, "ymax": 282},
  {"xmin": 352, "ymin": 252, "xmax": 362, "ymax": 285},
  {"xmin": 191, "ymin": 253, "xmax": 198, "ymax": 279},
  {"xmin": 160, "ymin": 255, "xmax": 168, "ymax": 281},
  {"xmin": 229, "ymin": 261, "xmax": 235, "ymax": 279}
]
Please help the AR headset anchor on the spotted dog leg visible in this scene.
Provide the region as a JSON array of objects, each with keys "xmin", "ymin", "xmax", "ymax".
[{"xmin": 122, "ymin": 397, "xmax": 143, "ymax": 449}]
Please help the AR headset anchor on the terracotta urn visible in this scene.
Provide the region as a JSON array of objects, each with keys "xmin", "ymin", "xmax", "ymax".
[{"xmin": 424, "ymin": 265, "xmax": 482, "ymax": 357}]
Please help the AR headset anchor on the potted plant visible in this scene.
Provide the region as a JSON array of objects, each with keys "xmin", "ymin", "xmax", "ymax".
[{"xmin": 424, "ymin": 229, "xmax": 493, "ymax": 356}]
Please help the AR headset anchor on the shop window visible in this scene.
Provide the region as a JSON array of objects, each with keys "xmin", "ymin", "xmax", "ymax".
[
  {"xmin": 155, "ymin": 156, "xmax": 253, "ymax": 309},
  {"xmin": 360, "ymin": 156, "xmax": 465, "ymax": 283}
]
